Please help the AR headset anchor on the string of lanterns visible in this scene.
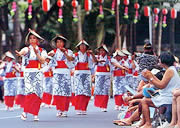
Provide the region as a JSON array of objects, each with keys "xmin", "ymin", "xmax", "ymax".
[
  {"xmin": 10, "ymin": 0, "xmax": 178, "ymax": 27},
  {"xmin": 144, "ymin": 6, "xmax": 177, "ymax": 28}
]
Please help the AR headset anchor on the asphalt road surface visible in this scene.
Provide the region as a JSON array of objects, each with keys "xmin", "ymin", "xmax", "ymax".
[{"xmin": 0, "ymin": 98, "xmax": 131, "ymax": 128}]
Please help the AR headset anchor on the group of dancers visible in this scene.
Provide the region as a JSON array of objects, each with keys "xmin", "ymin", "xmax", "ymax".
[{"xmin": 0, "ymin": 29, "xmax": 140, "ymax": 121}]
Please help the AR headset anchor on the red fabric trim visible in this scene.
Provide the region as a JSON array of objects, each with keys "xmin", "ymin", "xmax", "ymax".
[
  {"xmin": 75, "ymin": 95, "xmax": 90, "ymax": 111},
  {"xmin": 5, "ymin": 72, "xmax": 16, "ymax": 78},
  {"xmin": 96, "ymin": 66, "xmax": 110, "ymax": 72},
  {"xmin": 94, "ymin": 95, "xmax": 109, "ymax": 108},
  {"xmin": 55, "ymin": 61, "xmax": 68, "ymax": 68},
  {"xmin": 23, "ymin": 93, "xmax": 42, "ymax": 116},
  {"xmin": 53, "ymin": 95, "xmax": 71, "ymax": 111},
  {"xmin": 15, "ymin": 94, "xmax": 25, "ymax": 108},
  {"xmin": 133, "ymin": 71, "xmax": 138, "ymax": 76},
  {"xmin": 44, "ymin": 71, "xmax": 53, "ymax": 77},
  {"xmin": 71, "ymin": 93, "xmax": 76, "ymax": 106},
  {"xmin": 20, "ymin": 72, "xmax": 24, "ymax": 77},
  {"xmin": 26, "ymin": 60, "xmax": 41, "ymax": 69},
  {"xmin": 128, "ymin": 69, "xmax": 133, "ymax": 74},
  {"xmin": 42, "ymin": 93, "xmax": 52, "ymax": 105},
  {"xmin": 4, "ymin": 96, "xmax": 15, "ymax": 107},
  {"xmin": 75, "ymin": 62, "xmax": 89, "ymax": 70},
  {"xmin": 114, "ymin": 95, "xmax": 125, "ymax": 106},
  {"xmin": 113, "ymin": 70, "xmax": 125, "ymax": 76}
]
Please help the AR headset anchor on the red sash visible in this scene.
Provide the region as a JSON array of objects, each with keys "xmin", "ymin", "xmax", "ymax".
[
  {"xmin": 55, "ymin": 61, "xmax": 68, "ymax": 68},
  {"xmin": 5, "ymin": 72, "xmax": 16, "ymax": 78},
  {"xmin": 26, "ymin": 60, "xmax": 41, "ymax": 69},
  {"xmin": 113, "ymin": 70, "xmax": 125, "ymax": 76},
  {"xmin": 96, "ymin": 66, "xmax": 110, "ymax": 72},
  {"xmin": 75, "ymin": 62, "xmax": 89, "ymax": 70}
]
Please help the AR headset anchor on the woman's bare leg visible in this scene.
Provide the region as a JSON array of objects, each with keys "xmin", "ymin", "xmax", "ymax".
[{"xmin": 169, "ymin": 96, "xmax": 177, "ymax": 126}]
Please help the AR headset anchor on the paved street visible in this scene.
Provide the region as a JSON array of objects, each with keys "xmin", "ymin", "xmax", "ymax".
[{"xmin": 0, "ymin": 98, "xmax": 128, "ymax": 128}]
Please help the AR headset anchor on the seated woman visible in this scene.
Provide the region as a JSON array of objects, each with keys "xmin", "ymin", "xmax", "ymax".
[
  {"xmin": 168, "ymin": 89, "xmax": 180, "ymax": 128},
  {"xmin": 113, "ymin": 69, "xmax": 164, "ymax": 126},
  {"xmin": 139, "ymin": 52, "xmax": 180, "ymax": 128}
]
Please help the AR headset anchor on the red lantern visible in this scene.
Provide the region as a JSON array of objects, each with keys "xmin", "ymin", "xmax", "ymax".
[
  {"xmin": 171, "ymin": 8, "xmax": 177, "ymax": 19},
  {"xmin": 123, "ymin": 0, "xmax": 129, "ymax": 19},
  {"xmin": 72, "ymin": 0, "xmax": 78, "ymax": 8},
  {"xmin": 98, "ymin": 0, "xmax": 104, "ymax": 4},
  {"xmin": 84, "ymin": 0, "xmax": 92, "ymax": 12},
  {"xmin": 162, "ymin": 8, "xmax": 168, "ymax": 15},
  {"xmin": 57, "ymin": 0, "xmax": 64, "ymax": 7},
  {"xmin": 134, "ymin": 3, "xmax": 139, "ymax": 9},
  {"xmin": 134, "ymin": 3, "xmax": 140, "ymax": 24},
  {"xmin": 97, "ymin": 0, "xmax": 104, "ymax": 19},
  {"xmin": 144, "ymin": 6, "xmax": 150, "ymax": 17},
  {"xmin": 27, "ymin": 0, "xmax": 33, "ymax": 20},
  {"xmin": 124, "ymin": 0, "xmax": 129, "ymax": 6},
  {"xmin": 57, "ymin": 0, "xmax": 64, "ymax": 23},
  {"xmin": 153, "ymin": 8, "xmax": 160, "ymax": 27},
  {"xmin": 28, "ymin": 0, "xmax": 33, "ymax": 4},
  {"xmin": 162, "ymin": 8, "xmax": 168, "ymax": 28},
  {"xmin": 42, "ymin": 0, "xmax": 50, "ymax": 12},
  {"xmin": 154, "ymin": 8, "xmax": 160, "ymax": 14},
  {"xmin": 71, "ymin": 0, "xmax": 78, "ymax": 22},
  {"xmin": 111, "ymin": 0, "xmax": 116, "ymax": 14}
]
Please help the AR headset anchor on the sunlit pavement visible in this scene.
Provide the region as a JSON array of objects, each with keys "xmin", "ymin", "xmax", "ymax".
[{"xmin": 0, "ymin": 98, "xmax": 131, "ymax": 128}]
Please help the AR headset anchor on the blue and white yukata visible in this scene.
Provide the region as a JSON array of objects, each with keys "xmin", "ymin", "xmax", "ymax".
[
  {"xmin": 94, "ymin": 55, "xmax": 111, "ymax": 109},
  {"xmin": 41, "ymin": 62, "xmax": 54, "ymax": 106},
  {"xmin": 111, "ymin": 58, "xmax": 127, "ymax": 107},
  {"xmin": 15, "ymin": 62, "xmax": 25, "ymax": 108},
  {"xmin": 49, "ymin": 48, "xmax": 73, "ymax": 113},
  {"xmin": 21, "ymin": 45, "xmax": 47, "ymax": 116},
  {"xmin": 73, "ymin": 51, "xmax": 94, "ymax": 112},
  {"xmin": 3, "ymin": 61, "xmax": 17, "ymax": 108}
]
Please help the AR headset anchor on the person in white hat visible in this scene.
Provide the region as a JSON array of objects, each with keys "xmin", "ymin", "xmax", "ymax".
[
  {"xmin": 41, "ymin": 56, "xmax": 54, "ymax": 108},
  {"xmin": 15, "ymin": 56, "xmax": 26, "ymax": 109},
  {"xmin": 2, "ymin": 51, "xmax": 19, "ymax": 111},
  {"xmin": 15, "ymin": 28, "xmax": 47, "ymax": 121},
  {"xmin": 111, "ymin": 50, "xmax": 129, "ymax": 110},
  {"xmin": 121, "ymin": 50, "xmax": 138, "ymax": 90},
  {"xmin": 93, "ymin": 44, "xmax": 111, "ymax": 112},
  {"xmin": 73, "ymin": 40, "xmax": 97, "ymax": 115},
  {"xmin": 48, "ymin": 35, "xmax": 74, "ymax": 117}
]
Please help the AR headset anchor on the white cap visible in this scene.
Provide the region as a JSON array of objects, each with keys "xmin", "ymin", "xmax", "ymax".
[
  {"xmin": 5, "ymin": 51, "xmax": 15, "ymax": 59},
  {"xmin": 96, "ymin": 44, "xmax": 109, "ymax": 53},
  {"xmin": 76, "ymin": 40, "xmax": 89, "ymax": 48},
  {"xmin": 50, "ymin": 35, "xmax": 68, "ymax": 48},
  {"xmin": 122, "ymin": 36, "xmax": 131, "ymax": 55},
  {"xmin": 113, "ymin": 49, "xmax": 126, "ymax": 57},
  {"xmin": 25, "ymin": 28, "xmax": 44, "ymax": 45}
]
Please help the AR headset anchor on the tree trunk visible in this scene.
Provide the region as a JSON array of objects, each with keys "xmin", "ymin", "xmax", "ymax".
[
  {"xmin": 77, "ymin": 5, "xmax": 83, "ymax": 41},
  {"xmin": 13, "ymin": 5, "xmax": 22, "ymax": 51},
  {"xmin": 0, "ymin": 29, "xmax": 2, "ymax": 58},
  {"xmin": 130, "ymin": 23, "xmax": 133, "ymax": 53},
  {"xmin": 133, "ymin": 23, "xmax": 137, "ymax": 53},
  {"xmin": 170, "ymin": 19, "xmax": 175, "ymax": 54},
  {"xmin": 157, "ymin": 13, "xmax": 163, "ymax": 56}
]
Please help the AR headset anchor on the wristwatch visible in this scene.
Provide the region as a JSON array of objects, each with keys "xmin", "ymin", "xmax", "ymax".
[{"xmin": 149, "ymin": 77, "xmax": 153, "ymax": 81}]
